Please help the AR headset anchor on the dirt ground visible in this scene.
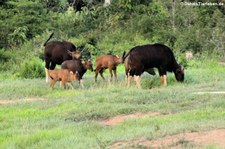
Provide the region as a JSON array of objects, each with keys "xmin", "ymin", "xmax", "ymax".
[
  {"xmin": 0, "ymin": 98, "xmax": 47, "ymax": 105},
  {"xmin": 99, "ymin": 112, "xmax": 162, "ymax": 126},
  {"xmin": 1, "ymin": 99, "xmax": 224, "ymax": 148},
  {"xmin": 108, "ymin": 129, "xmax": 225, "ymax": 148},
  {"xmin": 99, "ymin": 113, "xmax": 225, "ymax": 148}
]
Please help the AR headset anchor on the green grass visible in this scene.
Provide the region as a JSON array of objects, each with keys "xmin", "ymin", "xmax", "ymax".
[{"xmin": 0, "ymin": 59, "xmax": 225, "ymax": 148}]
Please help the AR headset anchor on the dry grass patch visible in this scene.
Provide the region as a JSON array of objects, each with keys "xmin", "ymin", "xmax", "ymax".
[
  {"xmin": 99, "ymin": 112, "xmax": 161, "ymax": 126},
  {"xmin": 0, "ymin": 98, "xmax": 47, "ymax": 105}
]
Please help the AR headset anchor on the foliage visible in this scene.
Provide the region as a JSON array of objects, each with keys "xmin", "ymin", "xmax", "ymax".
[
  {"xmin": 0, "ymin": 49, "xmax": 12, "ymax": 63},
  {"xmin": 0, "ymin": 0, "xmax": 53, "ymax": 48},
  {"xmin": 7, "ymin": 26, "xmax": 28, "ymax": 47},
  {"xmin": 18, "ymin": 57, "xmax": 45, "ymax": 78},
  {"xmin": 1, "ymin": 0, "xmax": 225, "ymax": 78}
]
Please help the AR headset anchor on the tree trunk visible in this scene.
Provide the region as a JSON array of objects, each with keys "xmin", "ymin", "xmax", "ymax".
[
  {"xmin": 172, "ymin": 0, "xmax": 176, "ymax": 32},
  {"xmin": 104, "ymin": 0, "xmax": 111, "ymax": 6}
]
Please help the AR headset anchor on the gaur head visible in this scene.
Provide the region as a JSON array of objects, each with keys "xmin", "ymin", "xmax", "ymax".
[
  {"xmin": 82, "ymin": 59, "xmax": 93, "ymax": 71},
  {"xmin": 115, "ymin": 55, "xmax": 123, "ymax": 64},
  {"xmin": 175, "ymin": 65, "xmax": 184, "ymax": 82},
  {"xmin": 111, "ymin": 54, "xmax": 123, "ymax": 64},
  {"xmin": 67, "ymin": 50, "xmax": 81, "ymax": 59}
]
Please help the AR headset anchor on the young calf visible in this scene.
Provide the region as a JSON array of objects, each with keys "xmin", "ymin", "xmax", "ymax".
[
  {"xmin": 94, "ymin": 54, "xmax": 122, "ymax": 82},
  {"xmin": 61, "ymin": 59, "xmax": 93, "ymax": 88},
  {"xmin": 48, "ymin": 69, "xmax": 79, "ymax": 89}
]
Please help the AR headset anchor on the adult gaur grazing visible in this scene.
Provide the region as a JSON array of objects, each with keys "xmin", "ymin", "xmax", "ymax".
[
  {"xmin": 61, "ymin": 59, "xmax": 93, "ymax": 88},
  {"xmin": 94, "ymin": 54, "xmax": 122, "ymax": 82},
  {"xmin": 43, "ymin": 33, "xmax": 81, "ymax": 82},
  {"xmin": 122, "ymin": 43, "xmax": 184, "ymax": 88}
]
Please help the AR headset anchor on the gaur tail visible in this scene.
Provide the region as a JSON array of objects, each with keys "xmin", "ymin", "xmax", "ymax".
[
  {"xmin": 122, "ymin": 51, "xmax": 126, "ymax": 63},
  {"xmin": 43, "ymin": 32, "xmax": 54, "ymax": 46},
  {"xmin": 122, "ymin": 47, "xmax": 136, "ymax": 63},
  {"xmin": 122, "ymin": 50, "xmax": 130, "ymax": 63}
]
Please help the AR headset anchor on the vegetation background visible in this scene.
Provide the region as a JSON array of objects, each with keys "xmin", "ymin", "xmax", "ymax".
[
  {"xmin": 0, "ymin": 0, "xmax": 224, "ymax": 78},
  {"xmin": 0, "ymin": 0, "xmax": 225, "ymax": 148}
]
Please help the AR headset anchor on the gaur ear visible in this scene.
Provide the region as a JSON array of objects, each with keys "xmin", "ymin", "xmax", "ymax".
[
  {"xmin": 176, "ymin": 66, "xmax": 184, "ymax": 73},
  {"xmin": 75, "ymin": 71, "xmax": 80, "ymax": 77},
  {"xmin": 178, "ymin": 65, "xmax": 184, "ymax": 73},
  {"xmin": 81, "ymin": 60, "xmax": 85, "ymax": 64},
  {"xmin": 116, "ymin": 55, "xmax": 119, "ymax": 58},
  {"xmin": 67, "ymin": 50, "xmax": 72, "ymax": 56},
  {"xmin": 88, "ymin": 59, "xmax": 91, "ymax": 62},
  {"xmin": 70, "ymin": 71, "xmax": 74, "ymax": 74},
  {"xmin": 181, "ymin": 65, "xmax": 184, "ymax": 71}
]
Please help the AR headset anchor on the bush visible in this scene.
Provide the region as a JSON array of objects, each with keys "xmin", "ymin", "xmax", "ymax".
[
  {"xmin": 0, "ymin": 48, "xmax": 12, "ymax": 62},
  {"xmin": 0, "ymin": 49, "xmax": 15, "ymax": 71},
  {"xmin": 18, "ymin": 58, "xmax": 45, "ymax": 78},
  {"xmin": 178, "ymin": 54, "xmax": 188, "ymax": 68}
]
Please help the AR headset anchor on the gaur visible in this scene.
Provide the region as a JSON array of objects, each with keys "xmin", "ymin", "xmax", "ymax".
[
  {"xmin": 43, "ymin": 32, "xmax": 81, "ymax": 82},
  {"xmin": 122, "ymin": 43, "xmax": 184, "ymax": 88},
  {"xmin": 94, "ymin": 54, "xmax": 122, "ymax": 82}
]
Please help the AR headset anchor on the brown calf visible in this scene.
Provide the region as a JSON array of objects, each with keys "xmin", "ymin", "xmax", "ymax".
[
  {"xmin": 61, "ymin": 59, "xmax": 93, "ymax": 88},
  {"xmin": 48, "ymin": 69, "xmax": 79, "ymax": 89},
  {"xmin": 95, "ymin": 54, "xmax": 122, "ymax": 82}
]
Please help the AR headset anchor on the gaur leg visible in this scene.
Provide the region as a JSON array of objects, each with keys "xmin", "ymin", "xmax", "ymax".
[
  {"xmin": 109, "ymin": 68, "xmax": 113, "ymax": 81},
  {"xmin": 125, "ymin": 67, "xmax": 130, "ymax": 83},
  {"xmin": 134, "ymin": 67, "xmax": 144, "ymax": 88},
  {"xmin": 69, "ymin": 81, "xmax": 74, "ymax": 90},
  {"xmin": 158, "ymin": 67, "xmax": 167, "ymax": 86},
  {"xmin": 163, "ymin": 75, "xmax": 167, "ymax": 86},
  {"xmin": 134, "ymin": 75, "xmax": 141, "ymax": 88},
  {"xmin": 61, "ymin": 81, "xmax": 66, "ymax": 89},
  {"xmin": 95, "ymin": 71, "xmax": 99, "ymax": 82},
  {"xmin": 95, "ymin": 67, "xmax": 101, "ymax": 82},
  {"xmin": 50, "ymin": 79, "xmax": 56, "ymax": 89},
  {"xmin": 127, "ymin": 69, "xmax": 135, "ymax": 87},
  {"xmin": 113, "ymin": 67, "xmax": 117, "ymax": 81},
  {"xmin": 127, "ymin": 73, "xmax": 132, "ymax": 87},
  {"xmin": 79, "ymin": 79, "xmax": 84, "ymax": 88},
  {"xmin": 45, "ymin": 60, "xmax": 50, "ymax": 83},
  {"xmin": 99, "ymin": 68, "xmax": 105, "ymax": 80}
]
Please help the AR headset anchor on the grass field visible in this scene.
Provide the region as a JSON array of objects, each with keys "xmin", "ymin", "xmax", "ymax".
[{"xmin": 0, "ymin": 59, "xmax": 225, "ymax": 149}]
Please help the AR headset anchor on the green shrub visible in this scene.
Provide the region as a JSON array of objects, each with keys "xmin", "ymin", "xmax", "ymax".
[
  {"xmin": 0, "ymin": 49, "xmax": 15, "ymax": 71},
  {"xmin": 0, "ymin": 49, "xmax": 12, "ymax": 62},
  {"xmin": 178, "ymin": 54, "xmax": 188, "ymax": 68},
  {"xmin": 18, "ymin": 58, "xmax": 45, "ymax": 78}
]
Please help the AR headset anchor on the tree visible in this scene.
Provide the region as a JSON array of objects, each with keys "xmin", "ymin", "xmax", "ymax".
[{"xmin": 0, "ymin": 0, "xmax": 52, "ymax": 48}]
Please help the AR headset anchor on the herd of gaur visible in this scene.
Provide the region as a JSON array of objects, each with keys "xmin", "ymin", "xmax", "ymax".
[{"xmin": 44, "ymin": 33, "xmax": 184, "ymax": 89}]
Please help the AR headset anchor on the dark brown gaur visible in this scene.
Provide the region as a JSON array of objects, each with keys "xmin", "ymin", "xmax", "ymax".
[
  {"xmin": 122, "ymin": 43, "xmax": 184, "ymax": 88},
  {"xmin": 94, "ymin": 54, "xmax": 122, "ymax": 82},
  {"xmin": 61, "ymin": 59, "xmax": 93, "ymax": 88},
  {"xmin": 43, "ymin": 33, "xmax": 81, "ymax": 83}
]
